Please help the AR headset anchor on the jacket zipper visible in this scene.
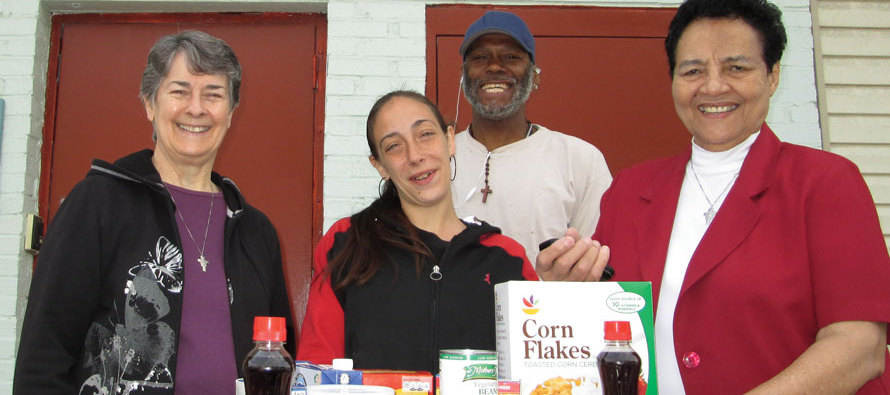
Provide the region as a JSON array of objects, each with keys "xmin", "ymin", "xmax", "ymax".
[
  {"xmin": 429, "ymin": 263, "xmax": 442, "ymax": 373},
  {"xmin": 429, "ymin": 233, "xmax": 454, "ymax": 374}
]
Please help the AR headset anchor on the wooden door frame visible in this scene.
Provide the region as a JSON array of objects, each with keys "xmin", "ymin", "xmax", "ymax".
[{"xmin": 40, "ymin": 13, "xmax": 327, "ymax": 250}]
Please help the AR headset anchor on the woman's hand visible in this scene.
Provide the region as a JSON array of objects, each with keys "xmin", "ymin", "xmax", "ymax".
[{"xmin": 535, "ymin": 228, "xmax": 611, "ymax": 281}]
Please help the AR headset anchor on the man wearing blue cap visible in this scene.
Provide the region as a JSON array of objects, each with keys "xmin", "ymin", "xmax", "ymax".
[{"xmin": 451, "ymin": 10, "xmax": 613, "ymax": 280}]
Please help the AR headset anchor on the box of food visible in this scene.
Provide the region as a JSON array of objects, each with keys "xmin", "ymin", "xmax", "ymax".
[
  {"xmin": 294, "ymin": 362, "xmax": 363, "ymax": 386},
  {"xmin": 498, "ymin": 380, "xmax": 520, "ymax": 394},
  {"xmin": 360, "ymin": 370, "xmax": 433, "ymax": 394},
  {"xmin": 494, "ymin": 281, "xmax": 656, "ymax": 395}
]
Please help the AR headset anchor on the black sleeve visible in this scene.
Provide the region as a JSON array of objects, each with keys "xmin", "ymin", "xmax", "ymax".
[{"xmin": 13, "ymin": 181, "xmax": 103, "ymax": 395}]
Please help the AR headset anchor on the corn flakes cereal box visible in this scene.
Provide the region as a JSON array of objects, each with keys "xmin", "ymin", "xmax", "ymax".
[{"xmin": 494, "ymin": 281, "xmax": 656, "ymax": 395}]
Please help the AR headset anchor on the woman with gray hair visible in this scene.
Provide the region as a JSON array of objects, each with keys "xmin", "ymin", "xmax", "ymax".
[{"xmin": 13, "ymin": 30, "xmax": 292, "ymax": 395}]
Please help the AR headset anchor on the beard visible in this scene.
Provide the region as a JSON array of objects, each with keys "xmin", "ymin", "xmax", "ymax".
[{"xmin": 462, "ymin": 64, "xmax": 535, "ymax": 121}]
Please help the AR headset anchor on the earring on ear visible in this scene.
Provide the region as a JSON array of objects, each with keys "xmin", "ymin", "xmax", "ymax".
[
  {"xmin": 378, "ymin": 177, "xmax": 388, "ymax": 198},
  {"xmin": 450, "ymin": 155, "xmax": 457, "ymax": 182}
]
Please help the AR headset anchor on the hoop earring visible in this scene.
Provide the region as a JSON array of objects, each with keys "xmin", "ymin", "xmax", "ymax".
[
  {"xmin": 450, "ymin": 155, "xmax": 457, "ymax": 181},
  {"xmin": 378, "ymin": 178, "xmax": 387, "ymax": 198}
]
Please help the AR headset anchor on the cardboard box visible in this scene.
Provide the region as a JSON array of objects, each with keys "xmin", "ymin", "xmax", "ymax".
[
  {"xmin": 494, "ymin": 281, "xmax": 656, "ymax": 395},
  {"xmin": 294, "ymin": 362, "xmax": 363, "ymax": 386},
  {"xmin": 498, "ymin": 380, "xmax": 520, "ymax": 394},
  {"xmin": 360, "ymin": 370, "xmax": 433, "ymax": 394}
]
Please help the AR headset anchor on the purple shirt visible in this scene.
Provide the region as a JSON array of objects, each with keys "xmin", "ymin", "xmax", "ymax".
[{"xmin": 167, "ymin": 183, "xmax": 237, "ymax": 395}]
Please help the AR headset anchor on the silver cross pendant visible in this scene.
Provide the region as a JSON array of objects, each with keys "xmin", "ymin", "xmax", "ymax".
[{"xmin": 704, "ymin": 207, "xmax": 716, "ymax": 225}]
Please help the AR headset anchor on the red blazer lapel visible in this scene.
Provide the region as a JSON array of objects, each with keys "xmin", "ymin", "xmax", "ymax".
[
  {"xmin": 680, "ymin": 124, "xmax": 780, "ymax": 298},
  {"xmin": 634, "ymin": 148, "xmax": 689, "ymax": 306}
]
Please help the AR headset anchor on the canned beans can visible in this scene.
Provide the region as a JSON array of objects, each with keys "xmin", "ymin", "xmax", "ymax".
[{"xmin": 438, "ymin": 349, "xmax": 498, "ymax": 395}]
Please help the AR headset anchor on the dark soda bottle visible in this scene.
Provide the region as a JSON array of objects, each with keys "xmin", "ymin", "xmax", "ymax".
[
  {"xmin": 596, "ymin": 321, "xmax": 642, "ymax": 395},
  {"xmin": 242, "ymin": 316, "xmax": 294, "ymax": 395}
]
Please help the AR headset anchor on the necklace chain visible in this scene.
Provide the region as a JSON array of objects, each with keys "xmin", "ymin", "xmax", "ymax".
[
  {"xmin": 479, "ymin": 122, "xmax": 534, "ymax": 204},
  {"xmin": 689, "ymin": 161, "xmax": 738, "ymax": 225},
  {"xmin": 168, "ymin": 188, "xmax": 215, "ymax": 272}
]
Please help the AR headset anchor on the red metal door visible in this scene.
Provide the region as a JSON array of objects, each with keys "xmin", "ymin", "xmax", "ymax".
[
  {"xmin": 40, "ymin": 14, "xmax": 326, "ymax": 343},
  {"xmin": 427, "ymin": 5, "xmax": 689, "ymax": 175}
]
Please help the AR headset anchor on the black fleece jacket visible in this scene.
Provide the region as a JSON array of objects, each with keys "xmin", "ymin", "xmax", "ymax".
[
  {"xmin": 297, "ymin": 215, "xmax": 537, "ymax": 373},
  {"xmin": 13, "ymin": 150, "xmax": 293, "ymax": 395}
]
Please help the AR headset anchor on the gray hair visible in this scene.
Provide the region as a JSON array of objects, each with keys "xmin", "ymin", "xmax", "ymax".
[{"xmin": 140, "ymin": 30, "xmax": 242, "ymax": 110}]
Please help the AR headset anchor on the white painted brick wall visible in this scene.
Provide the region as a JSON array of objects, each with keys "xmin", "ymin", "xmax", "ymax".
[
  {"xmin": 323, "ymin": 0, "xmax": 427, "ymax": 229},
  {"xmin": 0, "ymin": 0, "xmax": 46, "ymax": 390},
  {"xmin": 0, "ymin": 1, "xmax": 818, "ymax": 393}
]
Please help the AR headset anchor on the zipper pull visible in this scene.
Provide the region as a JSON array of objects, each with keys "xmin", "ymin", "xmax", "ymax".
[{"xmin": 430, "ymin": 265, "xmax": 443, "ymax": 281}]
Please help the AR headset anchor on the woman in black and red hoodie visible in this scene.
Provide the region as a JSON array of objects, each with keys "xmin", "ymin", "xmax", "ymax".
[{"xmin": 297, "ymin": 91, "xmax": 537, "ymax": 374}]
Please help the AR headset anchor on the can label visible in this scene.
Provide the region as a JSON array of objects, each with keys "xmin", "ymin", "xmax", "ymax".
[{"xmin": 439, "ymin": 350, "xmax": 497, "ymax": 395}]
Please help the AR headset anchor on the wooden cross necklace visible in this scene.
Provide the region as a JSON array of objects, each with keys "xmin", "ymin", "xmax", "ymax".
[
  {"xmin": 480, "ymin": 153, "xmax": 493, "ymax": 203},
  {"xmin": 479, "ymin": 122, "xmax": 534, "ymax": 204}
]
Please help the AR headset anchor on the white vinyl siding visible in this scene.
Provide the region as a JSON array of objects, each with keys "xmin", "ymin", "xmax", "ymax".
[{"xmin": 814, "ymin": 0, "xmax": 890, "ymax": 252}]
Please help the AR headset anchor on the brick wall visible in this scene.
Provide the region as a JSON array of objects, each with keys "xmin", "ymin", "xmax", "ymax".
[
  {"xmin": 323, "ymin": 0, "xmax": 428, "ymax": 229},
  {"xmin": 0, "ymin": 0, "xmax": 48, "ymax": 391},
  {"xmin": 0, "ymin": 0, "xmax": 818, "ymax": 392}
]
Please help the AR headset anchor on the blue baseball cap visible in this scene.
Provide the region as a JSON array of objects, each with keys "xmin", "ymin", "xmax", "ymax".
[{"xmin": 460, "ymin": 11, "xmax": 536, "ymax": 63}]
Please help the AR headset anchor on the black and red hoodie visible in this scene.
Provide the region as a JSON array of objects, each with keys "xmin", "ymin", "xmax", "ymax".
[{"xmin": 298, "ymin": 216, "xmax": 538, "ymax": 373}]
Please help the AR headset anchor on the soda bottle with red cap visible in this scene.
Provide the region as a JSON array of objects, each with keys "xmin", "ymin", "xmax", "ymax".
[
  {"xmin": 596, "ymin": 321, "xmax": 642, "ymax": 395},
  {"xmin": 243, "ymin": 316, "xmax": 294, "ymax": 395}
]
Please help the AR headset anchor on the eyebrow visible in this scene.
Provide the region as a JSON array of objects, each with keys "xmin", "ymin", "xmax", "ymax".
[
  {"xmin": 169, "ymin": 81, "xmax": 191, "ymax": 89},
  {"xmin": 677, "ymin": 55, "xmax": 754, "ymax": 69},
  {"xmin": 722, "ymin": 55, "xmax": 753, "ymax": 63},
  {"xmin": 377, "ymin": 119, "xmax": 438, "ymax": 147},
  {"xmin": 168, "ymin": 81, "xmax": 226, "ymax": 91},
  {"xmin": 412, "ymin": 118, "xmax": 437, "ymax": 128},
  {"xmin": 677, "ymin": 59, "xmax": 705, "ymax": 69},
  {"xmin": 378, "ymin": 131, "xmax": 399, "ymax": 144}
]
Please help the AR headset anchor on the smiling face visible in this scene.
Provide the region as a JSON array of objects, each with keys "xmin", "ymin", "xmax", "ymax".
[
  {"xmin": 144, "ymin": 51, "xmax": 234, "ymax": 169},
  {"xmin": 671, "ymin": 18, "xmax": 779, "ymax": 152},
  {"xmin": 462, "ymin": 33, "xmax": 538, "ymax": 121},
  {"xmin": 369, "ymin": 96, "xmax": 456, "ymax": 211}
]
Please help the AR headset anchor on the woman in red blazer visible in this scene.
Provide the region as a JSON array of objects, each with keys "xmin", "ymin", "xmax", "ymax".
[{"xmin": 591, "ymin": 0, "xmax": 890, "ymax": 394}]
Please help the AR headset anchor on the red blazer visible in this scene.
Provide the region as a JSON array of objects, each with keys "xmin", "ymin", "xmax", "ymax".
[{"xmin": 595, "ymin": 125, "xmax": 890, "ymax": 394}]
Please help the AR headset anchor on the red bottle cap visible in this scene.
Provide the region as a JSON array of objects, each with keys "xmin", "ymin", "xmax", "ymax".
[
  {"xmin": 253, "ymin": 316, "xmax": 287, "ymax": 342},
  {"xmin": 603, "ymin": 321, "xmax": 632, "ymax": 341}
]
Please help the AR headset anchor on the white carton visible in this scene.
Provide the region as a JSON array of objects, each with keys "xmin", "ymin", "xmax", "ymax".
[{"xmin": 494, "ymin": 281, "xmax": 656, "ymax": 395}]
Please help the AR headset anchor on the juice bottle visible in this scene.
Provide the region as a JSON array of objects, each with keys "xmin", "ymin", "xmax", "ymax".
[
  {"xmin": 242, "ymin": 316, "xmax": 294, "ymax": 395},
  {"xmin": 596, "ymin": 321, "xmax": 641, "ymax": 395}
]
